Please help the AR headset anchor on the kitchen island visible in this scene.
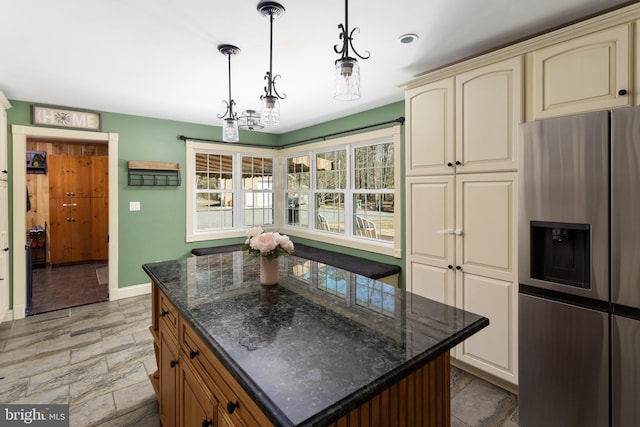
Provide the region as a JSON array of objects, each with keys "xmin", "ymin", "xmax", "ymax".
[{"xmin": 143, "ymin": 251, "xmax": 488, "ymax": 427}]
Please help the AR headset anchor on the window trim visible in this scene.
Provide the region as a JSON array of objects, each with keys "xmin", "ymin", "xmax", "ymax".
[
  {"xmin": 280, "ymin": 125, "xmax": 402, "ymax": 258},
  {"xmin": 186, "ymin": 141, "xmax": 280, "ymax": 242}
]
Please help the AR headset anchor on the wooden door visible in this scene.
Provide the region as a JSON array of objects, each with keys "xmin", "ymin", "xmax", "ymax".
[
  {"xmin": 180, "ymin": 360, "xmax": 216, "ymax": 427},
  {"xmin": 48, "ymin": 155, "xmax": 71, "ymax": 198},
  {"xmin": 49, "ymin": 201, "xmax": 73, "ymax": 264},
  {"xmin": 71, "ymin": 155, "xmax": 93, "ymax": 197},
  {"xmin": 92, "ymin": 156, "xmax": 108, "ymax": 197},
  {"xmin": 455, "ymin": 56, "xmax": 522, "ymax": 173},
  {"xmin": 405, "ymin": 77, "xmax": 455, "ymax": 176},
  {"xmin": 160, "ymin": 330, "xmax": 179, "ymax": 427},
  {"xmin": 70, "ymin": 198, "xmax": 93, "ymax": 263},
  {"xmin": 91, "ymin": 197, "xmax": 108, "ymax": 261}
]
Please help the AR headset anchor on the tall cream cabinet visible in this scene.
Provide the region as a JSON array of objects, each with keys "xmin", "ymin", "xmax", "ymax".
[
  {"xmin": 0, "ymin": 92, "xmax": 10, "ymax": 323},
  {"xmin": 529, "ymin": 23, "xmax": 632, "ymax": 120},
  {"xmin": 406, "ymin": 173, "xmax": 518, "ymax": 385},
  {"xmin": 406, "ymin": 57, "xmax": 522, "ymax": 177},
  {"xmin": 406, "ymin": 57, "xmax": 521, "ymax": 386}
]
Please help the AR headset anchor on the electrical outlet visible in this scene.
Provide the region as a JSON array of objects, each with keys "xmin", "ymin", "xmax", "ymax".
[{"xmin": 129, "ymin": 201, "xmax": 141, "ymax": 211}]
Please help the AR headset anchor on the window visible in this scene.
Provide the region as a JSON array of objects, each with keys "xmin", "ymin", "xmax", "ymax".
[
  {"xmin": 187, "ymin": 141, "xmax": 276, "ymax": 241},
  {"xmin": 283, "ymin": 126, "xmax": 399, "ymax": 254},
  {"xmin": 242, "ymin": 156, "xmax": 274, "ymax": 227},
  {"xmin": 195, "ymin": 152, "xmax": 234, "ymax": 231}
]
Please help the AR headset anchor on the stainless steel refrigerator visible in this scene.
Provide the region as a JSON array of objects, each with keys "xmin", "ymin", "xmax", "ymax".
[{"xmin": 519, "ymin": 107, "xmax": 640, "ymax": 427}]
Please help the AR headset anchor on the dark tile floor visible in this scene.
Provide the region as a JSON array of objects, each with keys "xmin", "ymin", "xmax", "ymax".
[{"xmin": 30, "ymin": 263, "xmax": 109, "ymax": 315}]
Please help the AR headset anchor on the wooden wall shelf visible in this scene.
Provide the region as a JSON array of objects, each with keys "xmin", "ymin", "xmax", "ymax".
[{"xmin": 127, "ymin": 161, "xmax": 181, "ymax": 186}]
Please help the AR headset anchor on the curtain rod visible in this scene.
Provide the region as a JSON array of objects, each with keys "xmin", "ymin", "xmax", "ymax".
[
  {"xmin": 279, "ymin": 116, "xmax": 405, "ymax": 148},
  {"xmin": 177, "ymin": 135, "xmax": 279, "ymax": 149},
  {"xmin": 178, "ymin": 116, "xmax": 404, "ymax": 149}
]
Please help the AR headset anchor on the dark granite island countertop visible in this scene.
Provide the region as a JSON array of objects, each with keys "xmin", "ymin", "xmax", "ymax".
[{"xmin": 143, "ymin": 251, "xmax": 488, "ymax": 427}]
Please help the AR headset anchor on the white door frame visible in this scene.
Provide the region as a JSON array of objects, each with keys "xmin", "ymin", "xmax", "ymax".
[{"xmin": 11, "ymin": 125, "xmax": 118, "ymax": 319}]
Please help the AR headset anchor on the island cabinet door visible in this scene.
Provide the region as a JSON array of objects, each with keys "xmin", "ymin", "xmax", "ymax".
[
  {"xmin": 179, "ymin": 359, "xmax": 216, "ymax": 427},
  {"xmin": 160, "ymin": 328, "xmax": 180, "ymax": 427}
]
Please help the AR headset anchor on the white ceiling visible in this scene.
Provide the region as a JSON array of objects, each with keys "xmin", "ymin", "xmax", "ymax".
[{"xmin": 0, "ymin": 0, "xmax": 632, "ymax": 134}]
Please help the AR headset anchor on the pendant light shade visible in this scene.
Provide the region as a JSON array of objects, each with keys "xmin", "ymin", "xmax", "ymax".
[
  {"xmin": 223, "ymin": 117, "xmax": 239, "ymax": 142},
  {"xmin": 257, "ymin": 1, "xmax": 286, "ymax": 127},
  {"xmin": 334, "ymin": 57, "xmax": 361, "ymax": 101},
  {"xmin": 333, "ymin": 0, "xmax": 369, "ymax": 101},
  {"xmin": 217, "ymin": 44, "xmax": 241, "ymax": 142},
  {"xmin": 260, "ymin": 95, "xmax": 280, "ymax": 127}
]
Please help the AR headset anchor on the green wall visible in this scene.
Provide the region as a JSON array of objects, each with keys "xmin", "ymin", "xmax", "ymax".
[{"xmin": 6, "ymin": 100, "xmax": 406, "ymax": 297}]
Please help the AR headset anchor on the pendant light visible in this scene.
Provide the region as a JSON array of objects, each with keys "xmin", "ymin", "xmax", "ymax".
[
  {"xmin": 238, "ymin": 109, "xmax": 264, "ymax": 131},
  {"xmin": 334, "ymin": 0, "xmax": 370, "ymax": 101},
  {"xmin": 257, "ymin": 1, "xmax": 286, "ymax": 127},
  {"xmin": 217, "ymin": 44, "xmax": 241, "ymax": 142}
]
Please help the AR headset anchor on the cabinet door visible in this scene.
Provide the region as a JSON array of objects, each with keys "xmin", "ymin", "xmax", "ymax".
[
  {"xmin": 91, "ymin": 197, "xmax": 108, "ymax": 261},
  {"xmin": 91, "ymin": 156, "xmax": 108, "ymax": 197},
  {"xmin": 405, "ymin": 176, "xmax": 455, "ymax": 305},
  {"xmin": 531, "ymin": 24, "xmax": 631, "ymax": 120},
  {"xmin": 49, "ymin": 202, "xmax": 73, "ymax": 264},
  {"xmin": 454, "ymin": 173, "xmax": 518, "ymax": 384},
  {"xmin": 0, "ymin": 181, "xmax": 8, "ymax": 322},
  {"xmin": 0, "ymin": 99, "xmax": 8, "ymax": 181},
  {"xmin": 48, "ymin": 155, "xmax": 94, "ymax": 197},
  {"xmin": 455, "ymin": 57, "xmax": 522, "ymax": 173},
  {"xmin": 70, "ymin": 198, "xmax": 93, "ymax": 263},
  {"xmin": 405, "ymin": 78, "xmax": 455, "ymax": 176},
  {"xmin": 160, "ymin": 329, "xmax": 180, "ymax": 427},
  {"xmin": 179, "ymin": 360, "xmax": 216, "ymax": 427}
]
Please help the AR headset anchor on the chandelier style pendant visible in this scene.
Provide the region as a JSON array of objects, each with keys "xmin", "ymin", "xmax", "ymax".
[
  {"xmin": 257, "ymin": 1, "xmax": 286, "ymax": 127},
  {"xmin": 217, "ymin": 44, "xmax": 241, "ymax": 142},
  {"xmin": 334, "ymin": 0, "xmax": 370, "ymax": 101}
]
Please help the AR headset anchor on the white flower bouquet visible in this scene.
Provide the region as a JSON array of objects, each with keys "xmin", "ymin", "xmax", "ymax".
[{"xmin": 242, "ymin": 226, "xmax": 295, "ymax": 261}]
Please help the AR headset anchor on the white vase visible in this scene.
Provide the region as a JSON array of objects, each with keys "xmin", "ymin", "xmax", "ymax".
[{"xmin": 260, "ymin": 256, "xmax": 279, "ymax": 286}]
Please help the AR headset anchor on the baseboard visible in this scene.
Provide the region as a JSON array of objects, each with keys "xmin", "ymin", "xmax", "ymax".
[
  {"xmin": 113, "ymin": 282, "xmax": 151, "ymax": 300},
  {"xmin": 451, "ymin": 358, "xmax": 519, "ymax": 395}
]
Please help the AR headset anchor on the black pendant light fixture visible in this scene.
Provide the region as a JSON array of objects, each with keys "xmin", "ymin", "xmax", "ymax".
[
  {"xmin": 334, "ymin": 0, "xmax": 370, "ymax": 101},
  {"xmin": 257, "ymin": 1, "xmax": 286, "ymax": 127},
  {"xmin": 217, "ymin": 44, "xmax": 241, "ymax": 142}
]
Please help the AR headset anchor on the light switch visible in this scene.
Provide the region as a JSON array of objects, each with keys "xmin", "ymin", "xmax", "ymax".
[{"xmin": 129, "ymin": 201, "xmax": 141, "ymax": 211}]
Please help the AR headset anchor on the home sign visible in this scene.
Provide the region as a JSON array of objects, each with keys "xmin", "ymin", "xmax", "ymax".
[{"xmin": 32, "ymin": 105, "xmax": 101, "ymax": 131}]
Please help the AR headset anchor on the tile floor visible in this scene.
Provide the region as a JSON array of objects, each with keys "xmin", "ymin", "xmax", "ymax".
[
  {"xmin": 1, "ymin": 295, "xmax": 519, "ymax": 427},
  {"xmin": 30, "ymin": 263, "xmax": 109, "ymax": 315}
]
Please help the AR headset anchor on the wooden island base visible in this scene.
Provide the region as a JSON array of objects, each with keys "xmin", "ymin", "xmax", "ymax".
[{"xmin": 151, "ymin": 281, "xmax": 451, "ymax": 427}]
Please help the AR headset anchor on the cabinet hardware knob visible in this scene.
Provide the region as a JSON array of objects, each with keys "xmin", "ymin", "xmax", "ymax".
[
  {"xmin": 66, "ymin": 218, "xmax": 71, "ymax": 222},
  {"xmin": 456, "ymin": 265, "xmax": 462, "ymax": 270},
  {"xmin": 447, "ymin": 162, "xmax": 453, "ymax": 167},
  {"xmin": 618, "ymin": 89, "xmax": 628, "ymax": 96},
  {"xmin": 454, "ymin": 229, "xmax": 463, "ymax": 236},
  {"xmin": 455, "ymin": 160, "xmax": 462, "ymax": 166},
  {"xmin": 448, "ymin": 265, "xmax": 453, "ymax": 269},
  {"xmin": 189, "ymin": 349, "xmax": 199, "ymax": 359},
  {"xmin": 170, "ymin": 359, "xmax": 178, "ymax": 368},
  {"xmin": 161, "ymin": 309, "xmax": 169, "ymax": 317},
  {"xmin": 2, "ymin": 247, "xmax": 8, "ymax": 252},
  {"xmin": 1, "ymin": 170, "xmax": 7, "ymax": 174},
  {"xmin": 201, "ymin": 420, "xmax": 213, "ymax": 427},
  {"xmin": 227, "ymin": 401, "xmax": 240, "ymax": 414}
]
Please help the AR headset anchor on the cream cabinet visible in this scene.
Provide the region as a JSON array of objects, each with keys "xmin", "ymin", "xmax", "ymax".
[
  {"xmin": 0, "ymin": 93, "xmax": 9, "ymax": 323},
  {"xmin": 530, "ymin": 23, "xmax": 632, "ymax": 120},
  {"xmin": 405, "ymin": 78, "xmax": 455, "ymax": 176},
  {"xmin": 405, "ymin": 57, "xmax": 522, "ymax": 176},
  {"xmin": 0, "ymin": 92, "xmax": 9, "ymax": 182},
  {"xmin": 406, "ymin": 173, "xmax": 518, "ymax": 385}
]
